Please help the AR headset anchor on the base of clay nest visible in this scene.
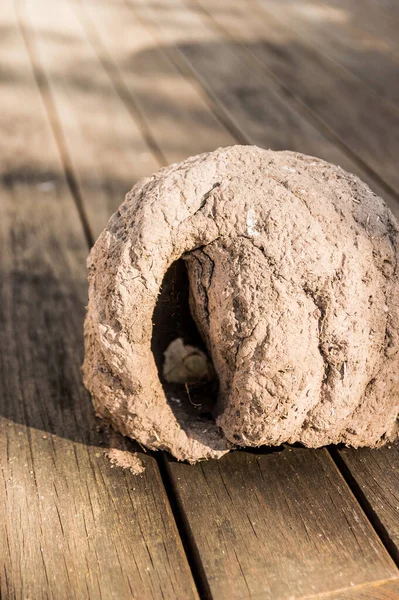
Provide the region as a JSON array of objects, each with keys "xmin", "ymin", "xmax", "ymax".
[{"xmin": 82, "ymin": 146, "xmax": 399, "ymax": 463}]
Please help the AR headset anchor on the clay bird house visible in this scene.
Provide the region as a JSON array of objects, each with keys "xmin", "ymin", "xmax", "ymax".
[{"xmin": 83, "ymin": 146, "xmax": 399, "ymax": 463}]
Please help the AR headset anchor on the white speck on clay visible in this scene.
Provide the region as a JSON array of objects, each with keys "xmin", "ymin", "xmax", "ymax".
[{"xmin": 246, "ymin": 208, "xmax": 259, "ymax": 237}]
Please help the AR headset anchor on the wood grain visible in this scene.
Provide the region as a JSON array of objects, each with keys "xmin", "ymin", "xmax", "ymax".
[
  {"xmin": 0, "ymin": 1, "xmax": 198, "ymax": 597},
  {"xmin": 131, "ymin": 0, "xmax": 399, "ymax": 219},
  {"xmin": 166, "ymin": 448, "xmax": 399, "ymax": 599},
  {"xmin": 64, "ymin": 0, "xmax": 399, "ymax": 596},
  {"xmin": 336, "ymin": 445, "xmax": 399, "ymax": 564},
  {"xmin": 301, "ymin": 0, "xmax": 399, "ymax": 56},
  {"xmin": 5, "ymin": 0, "xmax": 399, "ymax": 597},
  {"xmin": 133, "ymin": 0, "xmax": 354, "ymax": 160},
  {"xmin": 259, "ymin": 0, "xmax": 399, "ymax": 105},
  {"xmin": 20, "ymin": 0, "xmax": 160, "ymax": 240},
  {"xmin": 75, "ymin": 0, "xmax": 236, "ymax": 166},
  {"xmin": 241, "ymin": 0, "xmax": 399, "ymax": 195},
  {"xmin": 305, "ymin": 578, "xmax": 399, "ymax": 600}
]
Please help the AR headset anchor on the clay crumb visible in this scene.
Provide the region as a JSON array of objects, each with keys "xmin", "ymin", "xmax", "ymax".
[
  {"xmin": 106, "ymin": 448, "xmax": 145, "ymax": 476},
  {"xmin": 103, "ymin": 429, "xmax": 145, "ymax": 475}
]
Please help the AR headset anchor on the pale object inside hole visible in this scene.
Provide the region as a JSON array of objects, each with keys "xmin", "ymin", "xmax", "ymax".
[{"xmin": 162, "ymin": 338, "xmax": 215, "ymax": 384}]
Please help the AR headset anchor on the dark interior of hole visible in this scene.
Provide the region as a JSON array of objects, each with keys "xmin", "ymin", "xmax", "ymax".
[{"xmin": 151, "ymin": 258, "xmax": 218, "ymax": 420}]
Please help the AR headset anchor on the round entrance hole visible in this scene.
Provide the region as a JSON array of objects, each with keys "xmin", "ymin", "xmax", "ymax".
[{"xmin": 151, "ymin": 258, "xmax": 218, "ymax": 424}]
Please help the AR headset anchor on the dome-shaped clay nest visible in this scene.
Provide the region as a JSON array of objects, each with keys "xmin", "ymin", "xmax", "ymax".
[{"xmin": 82, "ymin": 146, "xmax": 399, "ymax": 463}]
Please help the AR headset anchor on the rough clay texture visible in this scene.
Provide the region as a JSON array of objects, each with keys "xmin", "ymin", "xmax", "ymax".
[{"xmin": 82, "ymin": 146, "xmax": 399, "ymax": 463}]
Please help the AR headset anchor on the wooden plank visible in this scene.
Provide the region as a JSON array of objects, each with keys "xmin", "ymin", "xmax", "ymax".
[
  {"xmin": 71, "ymin": 1, "xmax": 399, "ymax": 596},
  {"xmin": 24, "ymin": 0, "xmax": 237, "ymax": 238},
  {"xmin": 303, "ymin": 0, "xmax": 399, "ymax": 55},
  {"xmin": 180, "ymin": 0, "xmax": 399, "ymax": 199},
  {"xmin": 307, "ymin": 578, "xmax": 399, "ymax": 600},
  {"xmin": 74, "ymin": 0, "xmax": 236, "ymax": 166},
  {"xmin": 129, "ymin": 0, "xmax": 399, "ymax": 220},
  {"xmin": 248, "ymin": 0, "xmax": 399, "ymax": 193},
  {"xmin": 22, "ymin": 0, "xmax": 160, "ymax": 240},
  {"xmin": 336, "ymin": 445, "xmax": 399, "ymax": 564},
  {"xmin": 0, "ymin": 1, "xmax": 198, "ymax": 598},
  {"xmin": 131, "ymin": 0, "xmax": 352, "ymax": 161},
  {"xmin": 166, "ymin": 449, "xmax": 399, "ymax": 599},
  {"xmin": 252, "ymin": 0, "xmax": 399, "ymax": 105},
  {"xmin": 188, "ymin": 2, "xmax": 399, "ymax": 568}
]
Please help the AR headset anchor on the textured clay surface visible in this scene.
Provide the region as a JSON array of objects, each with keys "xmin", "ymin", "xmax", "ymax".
[{"xmin": 82, "ymin": 146, "xmax": 399, "ymax": 463}]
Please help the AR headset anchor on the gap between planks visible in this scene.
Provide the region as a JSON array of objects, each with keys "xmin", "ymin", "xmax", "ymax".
[
  {"xmin": 15, "ymin": 0, "xmax": 94, "ymax": 247},
  {"xmin": 2, "ymin": 0, "xmax": 199, "ymax": 597},
  {"xmin": 18, "ymin": 0, "xmax": 399, "ymax": 596},
  {"xmin": 184, "ymin": 0, "xmax": 399, "ymax": 212}
]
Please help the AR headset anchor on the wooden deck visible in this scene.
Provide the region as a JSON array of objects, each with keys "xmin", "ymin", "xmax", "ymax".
[{"xmin": 1, "ymin": 0, "xmax": 399, "ymax": 598}]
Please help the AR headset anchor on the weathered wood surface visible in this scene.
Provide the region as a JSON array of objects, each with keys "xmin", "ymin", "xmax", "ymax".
[
  {"xmin": 132, "ymin": 0, "xmax": 359, "ymax": 163},
  {"xmin": 130, "ymin": 0, "xmax": 399, "ymax": 220},
  {"xmin": 337, "ymin": 445, "xmax": 399, "ymax": 564},
  {"xmin": 253, "ymin": 0, "xmax": 399, "ymax": 105},
  {"xmin": 166, "ymin": 449, "xmax": 399, "ymax": 599},
  {"xmin": 183, "ymin": 0, "xmax": 399, "ymax": 198},
  {"xmin": 288, "ymin": 0, "xmax": 399, "ymax": 59},
  {"xmin": 314, "ymin": 579, "xmax": 399, "ymax": 600},
  {"xmin": 76, "ymin": 0, "xmax": 236, "ymax": 165},
  {"xmin": 21, "ymin": 0, "xmax": 159, "ymax": 240},
  {"xmin": 248, "ymin": 0, "xmax": 399, "ymax": 196},
  {"xmin": 2, "ymin": 0, "xmax": 399, "ymax": 597},
  {"xmin": 118, "ymin": 1, "xmax": 399, "ymax": 596},
  {"xmin": 0, "ymin": 1, "xmax": 198, "ymax": 598}
]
